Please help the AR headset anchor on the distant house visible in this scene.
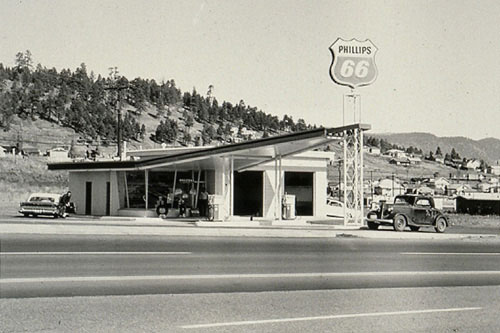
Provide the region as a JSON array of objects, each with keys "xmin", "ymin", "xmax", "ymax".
[
  {"xmin": 408, "ymin": 156, "xmax": 421, "ymax": 165},
  {"xmin": 489, "ymin": 185, "xmax": 500, "ymax": 194},
  {"xmin": 3, "ymin": 145, "xmax": 18, "ymax": 155},
  {"xmin": 478, "ymin": 182, "xmax": 495, "ymax": 193},
  {"xmin": 488, "ymin": 177, "xmax": 499, "ymax": 184},
  {"xmin": 240, "ymin": 127, "xmax": 256, "ymax": 139},
  {"xmin": 385, "ymin": 149, "xmax": 406, "ymax": 158},
  {"xmin": 466, "ymin": 173, "xmax": 482, "ymax": 181},
  {"xmin": 374, "ymin": 178, "xmax": 405, "ymax": 197},
  {"xmin": 47, "ymin": 147, "xmax": 70, "ymax": 162},
  {"xmin": 365, "ymin": 146, "xmax": 381, "ymax": 155},
  {"xmin": 415, "ymin": 185, "xmax": 434, "ymax": 195},
  {"xmin": 389, "ymin": 157, "xmax": 410, "ymax": 166},
  {"xmin": 488, "ymin": 165, "xmax": 500, "ymax": 176},
  {"xmin": 446, "ymin": 158, "xmax": 463, "ymax": 169},
  {"xmin": 435, "ymin": 156, "xmax": 445, "ymax": 164},
  {"xmin": 433, "ymin": 177, "xmax": 450, "ymax": 193},
  {"xmin": 448, "ymin": 183, "xmax": 472, "ymax": 196},
  {"xmin": 230, "ymin": 126, "xmax": 239, "ymax": 136},
  {"xmin": 22, "ymin": 146, "xmax": 41, "ymax": 156},
  {"xmin": 465, "ymin": 159, "xmax": 481, "ymax": 170}
]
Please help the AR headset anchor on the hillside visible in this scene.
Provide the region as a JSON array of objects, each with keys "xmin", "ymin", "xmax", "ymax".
[
  {"xmin": 369, "ymin": 132, "xmax": 500, "ymax": 164},
  {"xmin": 0, "ymin": 155, "xmax": 68, "ymax": 212},
  {"xmin": 0, "ymin": 53, "xmax": 310, "ymax": 154},
  {"xmin": 326, "ymin": 142, "xmax": 463, "ymax": 185}
]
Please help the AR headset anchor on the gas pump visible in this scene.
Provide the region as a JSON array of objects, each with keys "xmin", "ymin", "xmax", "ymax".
[{"xmin": 282, "ymin": 193, "xmax": 296, "ymax": 220}]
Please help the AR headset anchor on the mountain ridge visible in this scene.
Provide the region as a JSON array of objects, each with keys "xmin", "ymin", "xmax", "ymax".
[{"xmin": 369, "ymin": 132, "xmax": 500, "ymax": 164}]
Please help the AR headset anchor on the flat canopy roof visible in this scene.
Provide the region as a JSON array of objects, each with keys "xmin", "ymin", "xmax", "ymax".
[{"xmin": 48, "ymin": 123, "xmax": 370, "ymax": 172}]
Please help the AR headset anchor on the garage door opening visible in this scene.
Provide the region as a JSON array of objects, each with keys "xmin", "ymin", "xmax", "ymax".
[
  {"xmin": 285, "ymin": 172, "xmax": 313, "ymax": 216},
  {"xmin": 233, "ymin": 171, "xmax": 263, "ymax": 217}
]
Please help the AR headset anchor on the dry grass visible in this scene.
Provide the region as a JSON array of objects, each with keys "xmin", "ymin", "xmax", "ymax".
[
  {"xmin": 0, "ymin": 155, "xmax": 68, "ymax": 214},
  {"xmin": 448, "ymin": 213, "xmax": 500, "ymax": 227}
]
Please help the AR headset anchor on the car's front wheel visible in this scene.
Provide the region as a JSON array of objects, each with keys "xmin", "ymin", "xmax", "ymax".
[
  {"xmin": 435, "ymin": 217, "xmax": 447, "ymax": 233},
  {"xmin": 393, "ymin": 215, "xmax": 406, "ymax": 232}
]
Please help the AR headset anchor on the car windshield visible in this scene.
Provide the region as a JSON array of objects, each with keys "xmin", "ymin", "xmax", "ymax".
[{"xmin": 394, "ymin": 196, "xmax": 415, "ymax": 205}]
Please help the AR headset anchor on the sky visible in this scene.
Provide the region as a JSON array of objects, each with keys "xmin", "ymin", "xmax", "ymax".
[{"xmin": 1, "ymin": 0, "xmax": 500, "ymax": 140}]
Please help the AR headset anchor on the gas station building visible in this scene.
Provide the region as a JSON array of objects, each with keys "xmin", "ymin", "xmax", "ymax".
[{"xmin": 48, "ymin": 125, "xmax": 369, "ymax": 221}]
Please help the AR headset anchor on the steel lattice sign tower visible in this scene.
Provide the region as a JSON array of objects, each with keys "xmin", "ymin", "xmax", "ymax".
[{"xmin": 329, "ymin": 38, "xmax": 378, "ymax": 226}]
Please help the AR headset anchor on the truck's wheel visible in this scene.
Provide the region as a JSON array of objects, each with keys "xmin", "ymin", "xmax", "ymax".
[
  {"xmin": 367, "ymin": 221, "xmax": 379, "ymax": 230},
  {"xmin": 393, "ymin": 215, "xmax": 406, "ymax": 232},
  {"xmin": 435, "ymin": 217, "xmax": 447, "ymax": 233},
  {"xmin": 409, "ymin": 226, "xmax": 420, "ymax": 232}
]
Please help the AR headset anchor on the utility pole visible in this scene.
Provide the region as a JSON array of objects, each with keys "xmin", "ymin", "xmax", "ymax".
[
  {"xmin": 105, "ymin": 67, "xmax": 128, "ymax": 159},
  {"xmin": 370, "ymin": 170, "xmax": 373, "ymax": 201},
  {"xmin": 391, "ymin": 173, "xmax": 395, "ymax": 197}
]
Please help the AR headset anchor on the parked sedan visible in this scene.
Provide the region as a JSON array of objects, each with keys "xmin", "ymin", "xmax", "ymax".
[
  {"xmin": 19, "ymin": 193, "xmax": 62, "ymax": 218},
  {"xmin": 326, "ymin": 197, "xmax": 354, "ymax": 218}
]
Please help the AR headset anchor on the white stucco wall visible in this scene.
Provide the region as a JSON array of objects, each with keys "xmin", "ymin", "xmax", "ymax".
[{"xmin": 69, "ymin": 171, "xmax": 112, "ymax": 216}]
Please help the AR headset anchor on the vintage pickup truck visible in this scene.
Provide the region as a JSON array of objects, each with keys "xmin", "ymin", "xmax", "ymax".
[{"xmin": 366, "ymin": 194, "xmax": 449, "ymax": 233}]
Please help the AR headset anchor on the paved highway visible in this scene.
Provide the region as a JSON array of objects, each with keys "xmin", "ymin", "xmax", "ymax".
[
  {"xmin": 2, "ymin": 234, "xmax": 500, "ymax": 298},
  {"xmin": 1, "ymin": 234, "xmax": 500, "ymax": 332}
]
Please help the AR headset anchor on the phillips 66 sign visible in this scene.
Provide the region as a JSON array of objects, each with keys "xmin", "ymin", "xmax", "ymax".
[{"xmin": 329, "ymin": 38, "xmax": 378, "ymax": 89}]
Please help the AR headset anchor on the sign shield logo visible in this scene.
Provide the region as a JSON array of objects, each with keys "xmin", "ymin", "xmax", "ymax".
[{"xmin": 329, "ymin": 38, "xmax": 378, "ymax": 89}]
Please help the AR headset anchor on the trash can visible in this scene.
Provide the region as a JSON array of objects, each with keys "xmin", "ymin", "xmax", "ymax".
[{"xmin": 282, "ymin": 194, "xmax": 296, "ymax": 220}]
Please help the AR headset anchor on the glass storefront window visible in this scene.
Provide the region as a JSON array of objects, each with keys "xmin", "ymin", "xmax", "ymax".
[
  {"xmin": 126, "ymin": 170, "xmax": 205, "ymax": 211},
  {"xmin": 126, "ymin": 171, "xmax": 145, "ymax": 208}
]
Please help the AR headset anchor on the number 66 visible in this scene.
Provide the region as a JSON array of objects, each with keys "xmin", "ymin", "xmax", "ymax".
[{"xmin": 340, "ymin": 60, "xmax": 370, "ymax": 78}]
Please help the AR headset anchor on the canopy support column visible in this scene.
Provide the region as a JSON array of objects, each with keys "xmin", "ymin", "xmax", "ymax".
[
  {"xmin": 278, "ymin": 155, "xmax": 282, "ymax": 221},
  {"xmin": 124, "ymin": 171, "xmax": 130, "ymax": 208},
  {"xmin": 230, "ymin": 156, "xmax": 234, "ymax": 218},
  {"xmin": 145, "ymin": 169, "xmax": 149, "ymax": 213},
  {"xmin": 274, "ymin": 157, "xmax": 278, "ymax": 220},
  {"xmin": 171, "ymin": 169, "xmax": 177, "ymax": 209}
]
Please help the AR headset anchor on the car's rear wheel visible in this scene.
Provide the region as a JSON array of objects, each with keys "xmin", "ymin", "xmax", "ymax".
[
  {"xmin": 435, "ymin": 217, "xmax": 447, "ymax": 233},
  {"xmin": 409, "ymin": 226, "xmax": 420, "ymax": 232},
  {"xmin": 393, "ymin": 215, "xmax": 406, "ymax": 232},
  {"xmin": 367, "ymin": 221, "xmax": 379, "ymax": 230}
]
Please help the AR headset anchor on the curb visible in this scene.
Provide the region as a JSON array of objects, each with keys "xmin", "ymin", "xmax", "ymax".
[{"xmin": 1, "ymin": 216, "xmax": 499, "ymax": 240}]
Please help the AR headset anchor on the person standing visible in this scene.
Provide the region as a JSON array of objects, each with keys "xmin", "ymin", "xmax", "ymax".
[{"xmin": 198, "ymin": 187, "xmax": 209, "ymax": 217}]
